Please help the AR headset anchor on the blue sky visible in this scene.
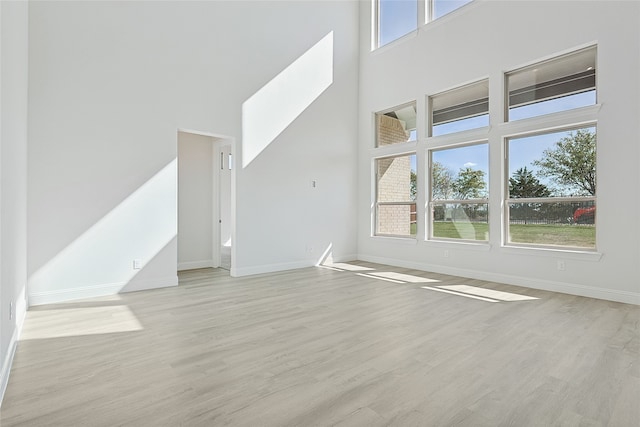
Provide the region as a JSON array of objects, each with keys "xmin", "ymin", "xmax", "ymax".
[
  {"xmin": 379, "ymin": 1, "xmax": 596, "ymax": 193},
  {"xmin": 432, "ymin": 91, "xmax": 596, "ymax": 188},
  {"xmin": 432, "ymin": 143, "xmax": 488, "ymax": 180},
  {"xmin": 378, "ymin": 0, "xmax": 473, "ymax": 46},
  {"xmin": 378, "ymin": 0, "xmax": 417, "ymax": 47}
]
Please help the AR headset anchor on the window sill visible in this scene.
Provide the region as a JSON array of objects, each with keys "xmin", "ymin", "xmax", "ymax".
[
  {"xmin": 371, "ymin": 30, "xmax": 417, "ymax": 55},
  {"xmin": 500, "ymin": 244, "xmax": 603, "ymax": 261},
  {"xmin": 371, "ymin": 140, "xmax": 417, "ymax": 158},
  {"xmin": 496, "ymin": 104, "xmax": 601, "ymax": 136},
  {"xmin": 424, "ymin": 239, "xmax": 491, "ymax": 251},
  {"xmin": 371, "ymin": 235, "xmax": 418, "ymax": 245}
]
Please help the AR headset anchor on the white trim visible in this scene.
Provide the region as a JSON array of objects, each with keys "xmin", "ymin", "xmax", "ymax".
[
  {"xmin": 177, "ymin": 128, "xmax": 233, "ymax": 141},
  {"xmin": 370, "ymin": 141, "xmax": 417, "ymax": 158},
  {"xmin": 0, "ymin": 309, "xmax": 25, "ymax": 409},
  {"xmin": 370, "ymin": 235, "xmax": 418, "ymax": 245},
  {"xmin": 497, "ymin": 105, "xmax": 599, "ymax": 137},
  {"xmin": 0, "ymin": 330, "xmax": 18, "ymax": 409},
  {"xmin": 357, "ymin": 254, "xmax": 639, "ymax": 305},
  {"xmin": 499, "ymin": 245, "xmax": 602, "ymax": 261},
  {"xmin": 231, "ymin": 253, "xmax": 358, "ymax": 278},
  {"xmin": 231, "ymin": 260, "xmax": 317, "ymax": 277},
  {"xmin": 28, "ymin": 276, "xmax": 179, "ymax": 306},
  {"xmin": 422, "ymin": 239, "xmax": 491, "ymax": 251},
  {"xmin": 178, "ymin": 260, "xmax": 214, "ymax": 271}
]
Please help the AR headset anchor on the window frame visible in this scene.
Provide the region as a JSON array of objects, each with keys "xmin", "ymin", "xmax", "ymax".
[
  {"xmin": 374, "ymin": 152, "xmax": 418, "ymax": 238},
  {"xmin": 503, "ymin": 123, "xmax": 597, "ymax": 251},
  {"xmin": 427, "ymin": 140, "xmax": 490, "ymax": 242},
  {"xmin": 505, "ymin": 46, "xmax": 597, "ymax": 122},
  {"xmin": 428, "ymin": 79, "xmax": 489, "ymax": 137},
  {"xmin": 373, "ymin": 0, "xmax": 474, "ymax": 49},
  {"xmin": 375, "ymin": 101, "xmax": 418, "ymax": 148}
]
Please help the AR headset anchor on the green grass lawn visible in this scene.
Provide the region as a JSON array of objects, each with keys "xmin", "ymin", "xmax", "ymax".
[
  {"xmin": 509, "ymin": 223, "xmax": 595, "ymax": 247},
  {"xmin": 431, "ymin": 221, "xmax": 595, "ymax": 248}
]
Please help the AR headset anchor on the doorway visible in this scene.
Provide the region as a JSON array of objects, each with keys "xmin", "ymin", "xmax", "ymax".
[
  {"xmin": 177, "ymin": 130, "xmax": 234, "ymax": 273},
  {"xmin": 216, "ymin": 142, "xmax": 232, "ymax": 270}
]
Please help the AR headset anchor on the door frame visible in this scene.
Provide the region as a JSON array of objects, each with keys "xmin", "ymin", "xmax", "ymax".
[{"xmin": 177, "ymin": 128, "xmax": 235, "ymax": 272}]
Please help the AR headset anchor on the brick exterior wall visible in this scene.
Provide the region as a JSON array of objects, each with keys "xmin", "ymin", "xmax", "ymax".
[{"xmin": 376, "ymin": 115, "xmax": 412, "ymax": 235}]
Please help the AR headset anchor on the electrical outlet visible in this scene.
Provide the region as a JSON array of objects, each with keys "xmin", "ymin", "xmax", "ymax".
[
  {"xmin": 557, "ymin": 260, "xmax": 566, "ymax": 271},
  {"xmin": 444, "ymin": 250, "xmax": 449, "ymax": 258},
  {"xmin": 133, "ymin": 259, "xmax": 142, "ymax": 270}
]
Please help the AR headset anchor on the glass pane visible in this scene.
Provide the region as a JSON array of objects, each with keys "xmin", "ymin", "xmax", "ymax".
[
  {"xmin": 433, "ymin": 0, "xmax": 473, "ymax": 20},
  {"xmin": 508, "ymin": 127, "xmax": 596, "ymax": 198},
  {"xmin": 432, "ymin": 203, "xmax": 488, "ymax": 241},
  {"xmin": 508, "ymin": 200, "xmax": 595, "ymax": 248},
  {"xmin": 431, "ymin": 144, "xmax": 488, "ymax": 200},
  {"xmin": 379, "ymin": 0, "xmax": 418, "ymax": 47},
  {"xmin": 377, "ymin": 204, "xmax": 417, "ymax": 236},
  {"xmin": 509, "ymin": 92, "xmax": 596, "ymax": 121},
  {"xmin": 376, "ymin": 154, "xmax": 416, "ymax": 236},
  {"xmin": 377, "ymin": 154, "xmax": 417, "ymax": 202},
  {"xmin": 507, "ymin": 47, "xmax": 596, "ymax": 121},
  {"xmin": 432, "ymin": 115, "xmax": 488, "ymax": 137},
  {"xmin": 376, "ymin": 103, "xmax": 417, "ymax": 147},
  {"xmin": 431, "ymin": 80, "xmax": 488, "ymax": 136}
]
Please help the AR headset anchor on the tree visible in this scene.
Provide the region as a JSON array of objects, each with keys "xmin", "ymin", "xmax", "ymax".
[
  {"xmin": 509, "ymin": 166, "xmax": 550, "ymax": 198},
  {"xmin": 431, "ymin": 161, "xmax": 455, "ymax": 199},
  {"xmin": 533, "ymin": 129, "xmax": 596, "ymax": 196},
  {"xmin": 453, "ymin": 167, "xmax": 486, "ymax": 199},
  {"xmin": 509, "ymin": 166, "xmax": 551, "ymax": 224},
  {"xmin": 410, "ymin": 170, "xmax": 417, "ymax": 201}
]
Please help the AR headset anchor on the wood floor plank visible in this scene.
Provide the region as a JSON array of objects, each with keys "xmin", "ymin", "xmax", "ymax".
[{"xmin": 1, "ymin": 262, "xmax": 638, "ymax": 426}]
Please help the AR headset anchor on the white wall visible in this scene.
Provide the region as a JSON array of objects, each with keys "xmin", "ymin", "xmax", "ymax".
[
  {"xmin": 27, "ymin": 0, "xmax": 359, "ymax": 304},
  {"xmin": 178, "ymin": 131, "xmax": 214, "ymax": 271},
  {"xmin": 0, "ymin": 0, "xmax": 29, "ymax": 406},
  {"xmin": 357, "ymin": 1, "xmax": 640, "ymax": 304}
]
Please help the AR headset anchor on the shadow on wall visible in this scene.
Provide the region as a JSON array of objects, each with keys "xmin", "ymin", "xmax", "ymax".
[
  {"xmin": 28, "ymin": 160, "xmax": 178, "ymax": 305},
  {"xmin": 242, "ymin": 31, "xmax": 334, "ymax": 168}
]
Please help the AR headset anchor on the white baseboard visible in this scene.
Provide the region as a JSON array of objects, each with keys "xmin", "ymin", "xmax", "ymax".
[
  {"xmin": 1, "ymin": 309, "xmax": 25, "ymax": 409},
  {"xmin": 358, "ymin": 254, "xmax": 640, "ymax": 305},
  {"xmin": 178, "ymin": 260, "xmax": 214, "ymax": 271},
  {"xmin": 29, "ymin": 275, "xmax": 179, "ymax": 306},
  {"xmin": 230, "ymin": 253, "xmax": 358, "ymax": 278},
  {"xmin": 231, "ymin": 260, "xmax": 313, "ymax": 277}
]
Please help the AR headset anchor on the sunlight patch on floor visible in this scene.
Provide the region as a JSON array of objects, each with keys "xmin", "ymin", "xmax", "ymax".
[
  {"xmin": 421, "ymin": 286, "xmax": 499, "ymax": 302},
  {"xmin": 20, "ymin": 305, "xmax": 143, "ymax": 340},
  {"xmin": 356, "ymin": 273, "xmax": 404, "ymax": 284},
  {"xmin": 439, "ymin": 285, "xmax": 538, "ymax": 301},
  {"xmin": 368, "ymin": 272, "xmax": 440, "ymax": 283}
]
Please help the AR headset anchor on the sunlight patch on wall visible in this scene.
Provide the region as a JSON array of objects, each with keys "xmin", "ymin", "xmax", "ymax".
[
  {"xmin": 28, "ymin": 160, "xmax": 178, "ymax": 300},
  {"xmin": 242, "ymin": 32, "xmax": 334, "ymax": 168}
]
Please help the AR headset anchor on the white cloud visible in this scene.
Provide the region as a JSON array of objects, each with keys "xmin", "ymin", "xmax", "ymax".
[{"xmin": 463, "ymin": 162, "xmax": 477, "ymax": 168}]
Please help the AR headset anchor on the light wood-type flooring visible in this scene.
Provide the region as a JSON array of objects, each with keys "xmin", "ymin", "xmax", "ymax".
[{"xmin": 1, "ymin": 262, "xmax": 639, "ymax": 426}]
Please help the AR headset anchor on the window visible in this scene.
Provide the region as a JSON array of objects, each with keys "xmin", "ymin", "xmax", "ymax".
[
  {"xmin": 374, "ymin": 0, "xmax": 473, "ymax": 48},
  {"xmin": 377, "ymin": 0, "xmax": 418, "ymax": 47},
  {"xmin": 429, "ymin": 80, "xmax": 488, "ymax": 136},
  {"xmin": 375, "ymin": 153, "xmax": 417, "ymax": 237},
  {"xmin": 506, "ymin": 126, "xmax": 596, "ymax": 249},
  {"xmin": 376, "ymin": 102, "xmax": 417, "ymax": 147},
  {"xmin": 507, "ymin": 47, "xmax": 596, "ymax": 121},
  {"xmin": 431, "ymin": 0, "xmax": 473, "ymax": 20},
  {"xmin": 429, "ymin": 143, "xmax": 489, "ymax": 241}
]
